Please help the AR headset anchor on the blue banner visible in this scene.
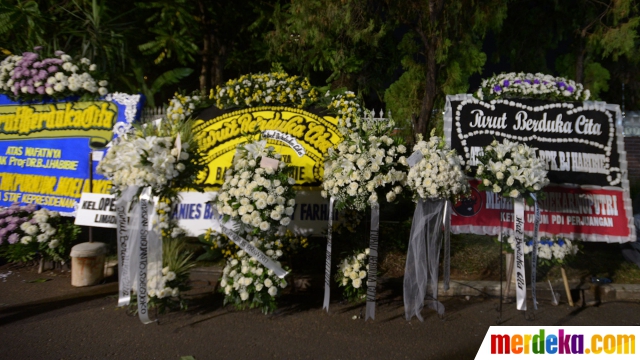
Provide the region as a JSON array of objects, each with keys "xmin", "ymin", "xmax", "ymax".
[{"xmin": 0, "ymin": 94, "xmax": 142, "ymax": 214}]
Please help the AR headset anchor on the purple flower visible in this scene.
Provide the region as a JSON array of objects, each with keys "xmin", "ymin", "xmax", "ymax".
[
  {"xmin": 525, "ymin": 79, "xmax": 532, "ymax": 84},
  {"xmin": 503, "ymin": 80, "xmax": 510, "ymax": 87},
  {"xmin": 533, "ymin": 79, "xmax": 540, "ymax": 84},
  {"xmin": 567, "ymin": 86, "xmax": 574, "ymax": 93},
  {"xmin": 0, "ymin": 219, "xmax": 5, "ymax": 226},
  {"xmin": 36, "ymin": 86, "xmax": 45, "ymax": 94},
  {"xmin": 47, "ymin": 66, "xmax": 58, "ymax": 73},
  {"xmin": 0, "ymin": 228, "xmax": 7, "ymax": 237},
  {"xmin": 514, "ymin": 80, "xmax": 522, "ymax": 84},
  {"xmin": 493, "ymin": 85, "xmax": 502, "ymax": 92},
  {"xmin": 33, "ymin": 46, "xmax": 43, "ymax": 52},
  {"xmin": 22, "ymin": 52, "xmax": 38, "ymax": 62},
  {"xmin": 8, "ymin": 233, "xmax": 19, "ymax": 244},
  {"xmin": 29, "ymin": 218, "xmax": 38, "ymax": 224},
  {"xmin": 25, "ymin": 204, "xmax": 37, "ymax": 212},
  {"xmin": 30, "ymin": 69, "xmax": 38, "ymax": 77},
  {"xmin": 5, "ymin": 223, "xmax": 17, "ymax": 232},
  {"xmin": 55, "ymin": 50, "xmax": 65, "ymax": 56},
  {"xmin": 557, "ymin": 81, "xmax": 566, "ymax": 89},
  {"xmin": 38, "ymin": 70, "xmax": 48, "ymax": 79}
]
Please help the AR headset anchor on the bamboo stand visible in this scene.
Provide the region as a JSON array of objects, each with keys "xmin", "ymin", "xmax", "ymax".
[{"xmin": 560, "ymin": 267, "xmax": 574, "ymax": 306}]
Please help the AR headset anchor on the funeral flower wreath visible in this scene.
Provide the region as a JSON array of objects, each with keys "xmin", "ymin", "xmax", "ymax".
[
  {"xmin": 215, "ymin": 139, "xmax": 297, "ymax": 236},
  {"xmin": 322, "ymin": 114, "xmax": 409, "ymax": 211},
  {"xmin": 474, "ymin": 138, "xmax": 549, "ymax": 204},
  {"xmin": 406, "ymin": 133, "xmax": 469, "ymax": 201}
]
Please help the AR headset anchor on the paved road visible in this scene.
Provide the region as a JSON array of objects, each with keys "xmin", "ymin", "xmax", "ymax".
[{"xmin": 1, "ymin": 269, "xmax": 640, "ymax": 359}]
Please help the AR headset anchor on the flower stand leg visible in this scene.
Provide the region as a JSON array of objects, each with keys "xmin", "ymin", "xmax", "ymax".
[{"xmin": 504, "ymin": 252, "xmax": 514, "ymax": 302}]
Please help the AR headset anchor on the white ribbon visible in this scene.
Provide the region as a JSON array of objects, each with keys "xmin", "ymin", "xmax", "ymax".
[
  {"xmin": 323, "ymin": 197, "xmax": 335, "ymax": 312},
  {"xmin": 513, "ymin": 197, "xmax": 527, "ymax": 311},
  {"xmin": 114, "ymin": 186, "xmax": 163, "ymax": 324},
  {"xmin": 219, "ymin": 226, "xmax": 289, "ymax": 279},
  {"xmin": 365, "ymin": 203, "xmax": 380, "ymax": 321},
  {"xmin": 530, "ymin": 194, "xmax": 541, "ymax": 310},
  {"xmin": 114, "ymin": 186, "xmax": 139, "ymax": 307}
]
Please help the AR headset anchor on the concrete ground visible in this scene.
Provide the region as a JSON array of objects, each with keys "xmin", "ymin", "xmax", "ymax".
[{"xmin": 1, "ymin": 264, "xmax": 640, "ymax": 359}]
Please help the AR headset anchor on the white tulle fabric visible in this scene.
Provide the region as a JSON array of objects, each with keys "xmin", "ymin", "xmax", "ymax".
[{"xmin": 404, "ymin": 199, "xmax": 446, "ymax": 321}]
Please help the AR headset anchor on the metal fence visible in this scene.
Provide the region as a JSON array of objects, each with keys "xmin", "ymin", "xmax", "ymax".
[{"xmin": 623, "ymin": 111, "xmax": 640, "ymax": 137}]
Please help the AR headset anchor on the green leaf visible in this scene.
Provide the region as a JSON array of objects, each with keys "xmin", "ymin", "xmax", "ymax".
[
  {"xmin": 180, "ymin": 356, "xmax": 196, "ymax": 360},
  {"xmin": 150, "ymin": 68, "xmax": 194, "ymax": 94}
]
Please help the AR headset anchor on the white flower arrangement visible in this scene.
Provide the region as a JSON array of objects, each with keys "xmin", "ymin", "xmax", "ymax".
[
  {"xmin": 213, "ymin": 72, "xmax": 319, "ymax": 109},
  {"xmin": 474, "ymin": 72, "xmax": 590, "ymax": 102},
  {"xmin": 505, "ymin": 235, "xmax": 579, "ymax": 265},
  {"xmin": 406, "ymin": 134, "xmax": 469, "ymax": 201},
  {"xmin": 216, "ymin": 139, "xmax": 296, "ymax": 235},
  {"xmin": 15, "ymin": 208, "xmax": 80, "ymax": 262},
  {"xmin": 322, "ymin": 115, "xmax": 408, "ymax": 211},
  {"xmin": 146, "ymin": 263, "xmax": 180, "ymax": 300},
  {"xmin": 335, "ymin": 248, "xmax": 370, "ymax": 302},
  {"xmin": 475, "ymin": 139, "xmax": 549, "ymax": 204},
  {"xmin": 130, "ymin": 238, "xmax": 195, "ymax": 314},
  {"xmin": 219, "ymin": 235, "xmax": 288, "ymax": 314},
  {"xmin": 166, "ymin": 91, "xmax": 207, "ymax": 122},
  {"xmin": 97, "ymin": 135, "xmax": 192, "ymax": 196}
]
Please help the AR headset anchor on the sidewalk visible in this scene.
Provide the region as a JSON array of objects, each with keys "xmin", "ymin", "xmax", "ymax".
[{"xmin": 2, "ymin": 264, "xmax": 639, "ymax": 314}]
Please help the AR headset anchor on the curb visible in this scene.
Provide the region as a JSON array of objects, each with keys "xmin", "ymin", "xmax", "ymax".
[
  {"xmin": 439, "ymin": 280, "xmax": 640, "ymax": 304},
  {"xmin": 3, "ymin": 268, "xmax": 639, "ymax": 312},
  {"xmin": 0, "ymin": 281, "xmax": 118, "ymax": 314}
]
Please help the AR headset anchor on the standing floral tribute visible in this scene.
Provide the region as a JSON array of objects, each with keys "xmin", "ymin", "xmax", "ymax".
[
  {"xmin": 0, "ymin": 48, "xmax": 109, "ymax": 101},
  {"xmin": 214, "ymin": 137, "xmax": 297, "ymax": 313},
  {"xmin": 97, "ymin": 106, "xmax": 205, "ymax": 318},
  {"xmin": 0, "ymin": 203, "xmax": 81, "ymax": 265},
  {"xmin": 216, "ymin": 139, "xmax": 297, "ymax": 235},
  {"xmin": 474, "ymin": 138, "xmax": 549, "ymax": 311},
  {"xmin": 403, "ymin": 132, "xmax": 469, "ymax": 321},
  {"xmin": 335, "ymin": 249, "xmax": 370, "ymax": 302},
  {"xmin": 321, "ymin": 111, "xmax": 409, "ymax": 211},
  {"xmin": 406, "ymin": 133, "xmax": 469, "ymax": 201},
  {"xmin": 474, "ymin": 138, "xmax": 549, "ymax": 203},
  {"xmin": 474, "ymin": 72, "xmax": 590, "ymax": 102}
]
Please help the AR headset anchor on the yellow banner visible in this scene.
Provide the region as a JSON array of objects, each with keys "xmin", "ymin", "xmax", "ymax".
[
  {"xmin": 0, "ymin": 101, "xmax": 118, "ymax": 148},
  {"xmin": 193, "ymin": 106, "xmax": 343, "ymax": 186}
]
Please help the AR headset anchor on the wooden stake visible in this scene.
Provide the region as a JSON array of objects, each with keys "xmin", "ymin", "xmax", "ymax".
[
  {"xmin": 561, "ymin": 267, "xmax": 574, "ymax": 306},
  {"xmin": 504, "ymin": 253, "xmax": 514, "ymax": 302}
]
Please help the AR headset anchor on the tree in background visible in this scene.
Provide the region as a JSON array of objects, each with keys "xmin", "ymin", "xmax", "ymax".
[
  {"xmin": 0, "ymin": 0, "xmax": 271, "ymax": 107},
  {"xmin": 383, "ymin": 0, "xmax": 508, "ymax": 137},
  {"xmin": 264, "ymin": 0, "xmax": 395, "ymax": 98},
  {"xmin": 494, "ymin": 0, "xmax": 639, "ymax": 106}
]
